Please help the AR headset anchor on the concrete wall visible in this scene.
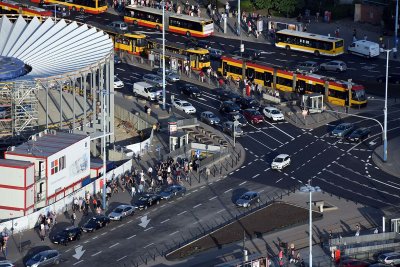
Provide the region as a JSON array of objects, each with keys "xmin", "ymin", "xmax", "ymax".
[{"xmin": 354, "ymin": 3, "xmax": 384, "ymax": 25}]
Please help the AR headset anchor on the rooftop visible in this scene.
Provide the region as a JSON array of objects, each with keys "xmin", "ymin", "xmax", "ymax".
[{"xmin": 0, "ymin": 158, "xmax": 33, "ymax": 168}]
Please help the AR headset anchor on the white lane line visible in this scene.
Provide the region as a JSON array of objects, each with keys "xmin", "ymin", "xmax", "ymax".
[
  {"xmin": 73, "ymin": 260, "xmax": 84, "ymax": 265},
  {"xmin": 144, "ymin": 226, "xmax": 154, "ymax": 232},
  {"xmin": 116, "ymin": 68, "xmax": 125, "ymax": 71},
  {"xmin": 144, "ymin": 243, "xmax": 154, "ymax": 249},
  {"xmin": 109, "ymin": 243, "xmax": 120, "ymax": 248},
  {"xmin": 259, "ymin": 189, "xmax": 265, "ymax": 194},
  {"xmin": 100, "ymin": 232, "xmax": 107, "ymax": 236},
  {"xmin": 66, "ymin": 249, "xmax": 72, "ymax": 252},
  {"xmin": 217, "ymin": 209, "xmax": 225, "ymax": 213},
  {"xmin": 264, "ymin": 120, "xmax": 295, "ymax": 140},
  {"xmin": 117, "ymin": 256, "xmax": 128, "ymax": 262},
  {"xmin": 127, "ymin": 234, "xmax": 136, "ymax": 240},
  {"xmin": 245, "ymin": 134, "xmax": 274, "ymax": 150},
  {"xmin": 83, "ymin": 240, "xmax": 89, "ymax": 244},
  {"xmin": 248, "ymin": 124, "xmax": 284, "ymax": 144},
  {"xmin": 169, "ymin": 231, "xmax": 179, "ymax": 236},
  {"xmin": 91, "ymin": 251, "xmax": 102, "ymax": 257},
  {"xmin": 192, "ymin": 189, "xmax": 198, "ymax": 193},
  {"xmin": 193, "ymin": 203, "xmax": 202, "ymax": 209},
  {"xmin": 209, "ymin": 196, "xmax": 217, "ymax": 201},
  {"xmin": 276, "ymin": 178, "xmax": 283, "ymax": 183},
  {"xmin": 239, "ymin": 181, "xmax": 247, "ymax": 186},
  {"xmin": 161, "ymin": 219, "xmax": 170, "ymax": 224},
  {"xmin": 224, "ymin": 188, "xmax": 233, "ymax": 194},
  {"xmin": 178, "ymin": 210, "xmax": 187, "ymax": 216},
  {"xmin": 252, "ymin": 174, "xmax": 260, "ymax": 179}
]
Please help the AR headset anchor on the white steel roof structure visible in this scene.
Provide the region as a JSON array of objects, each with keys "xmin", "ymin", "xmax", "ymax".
[{"xmin": 0, "ymin": 15, "xmax": 114, "ymax": 80}]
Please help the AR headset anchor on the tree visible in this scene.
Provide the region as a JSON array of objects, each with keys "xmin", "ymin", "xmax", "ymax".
[
  {"xmin": 276, "ymin": 0, "xmax": 305, "ymax": 17},
  {"xmin": 253, "ymin": 0, "xmax": 275, "ymax": 10}
]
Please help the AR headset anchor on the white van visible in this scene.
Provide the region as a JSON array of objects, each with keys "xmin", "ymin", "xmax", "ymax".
[
  {"xmin": 133, "ymin": 81, "xmax": 162, "ymax": 101},
  {"xmin": 347, "ymin": 40, "xmax": 380, "ymax": 58}
]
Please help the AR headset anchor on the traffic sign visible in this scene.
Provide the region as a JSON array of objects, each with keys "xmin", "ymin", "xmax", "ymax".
[{"xmin": 195, "ymin": 149, "xmax": 200, "ymax": 156}]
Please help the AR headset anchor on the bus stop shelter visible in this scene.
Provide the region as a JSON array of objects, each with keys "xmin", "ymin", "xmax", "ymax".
[{"xmin": 149, "ymin": 49, "xmax": 188, "ymax": 72}]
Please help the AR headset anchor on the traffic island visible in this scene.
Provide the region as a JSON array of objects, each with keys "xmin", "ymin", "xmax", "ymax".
[{"xmin": 165, "ymin": 202, "xmax": 322, "ymax": 260}]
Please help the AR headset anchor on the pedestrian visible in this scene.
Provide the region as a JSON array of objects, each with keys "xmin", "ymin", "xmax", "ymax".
[
  {"xmin": 71, "ymin": 212, "xmax": 76, "ymax": 225},
  {"xmin": 185, "ymin": 64, "xmax": 189, "ymax": 75},
  {"xmin": 374, "ymin": 228, "xmax": 378, "ymax": 234},
  {"xmin": 148, "ymin": 166, "xmax": 153, "ymax": 178},
  {"xmin": 39, "ymin": 224, "xmax": 45, "ymax": 241},
  {"xmin": 316, "ymin": 11, "xmax": 320, "ymax": 22},
  {"xmin": 131, "ymin": 186, "xmax": 136, "ymax": 197},
  {"xmin": 363, "ymin": 34, "xmax": 367, "ymax": 40},
  {"xmin": 335, "ymin": 27, "xmax": 339, "ymax": 37},
  {"xmin": 353, "ymin": 28, "xmax": 357, "ymax": 39}
]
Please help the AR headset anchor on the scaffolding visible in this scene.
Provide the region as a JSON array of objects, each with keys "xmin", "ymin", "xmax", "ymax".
[{"xmin": 0, "ymin": 81, "xmax": 39, "ymax": 145}]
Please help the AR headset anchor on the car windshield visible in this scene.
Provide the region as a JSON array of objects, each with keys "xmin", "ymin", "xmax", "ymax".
[
  {"xmin": 271, "ymin": 110, "xmax": 280, "ymax": 114},
  {"xmin": 138, "ymin": 197, "xmax": 149, "ymax": 201},
  {"xmin": 336, "ymin": 125, "xmax": 346, "ymax": 130},
  {"xmin": 209, "ymin": 114, "xmax": 216, "ymax": 118},
  {"xmin": 148, "ymin": 87, "xmax": 159, "ymax": 92},
  {"xmin": 352, "ymin": 89, "xmax": 366, "ymax": 101},
  {"xmin": 32, "ymin": 254, "xmax": 43, "ymax": 261},
  {"xmin": 241, "ymin": 194, "xmax": 251, "ymax": 200},
  {"xmin": 251, "ymin": 110, "xmax": 261, "ymax": 115},
  {"xmin": 182, "ymin": 103, "xmax": 191, "ymax": 107},
  {"xmin": 114, "ymin": 208, "xmax": 123, "ymax": 213},
  {"xmin": 274, "ymin": 158, "xmax": 284, "ymax": 162},
  {"xmin": 164, "ymin": 187, "xmax": 173, "ymax": 192},
  {"xmin": 87, "ymin": 218, "xmax": 96, "ymax": 224}
]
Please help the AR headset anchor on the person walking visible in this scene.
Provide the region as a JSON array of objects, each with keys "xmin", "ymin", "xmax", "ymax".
[
  {"xmin": 39, "ymin": 223, "xmax": 45, "ymax": 241},
  {"xmin": 71, "ymin": 212, "xmax": 77, "ymax": 226},
  {"xmin": 148, "ymin": 166, "xmax": 153, "ymax": 178},
  {"xmin": 131, "ymin": 185, "xmax": 136, "ymax": 197}
]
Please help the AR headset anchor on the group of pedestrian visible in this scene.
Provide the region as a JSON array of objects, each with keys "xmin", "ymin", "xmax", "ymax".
[{"xmin": 37, "ymin": 212, "xmax": 55, "ymax": 241}]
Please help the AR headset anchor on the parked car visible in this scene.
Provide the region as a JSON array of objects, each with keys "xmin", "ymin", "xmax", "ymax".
[
  {"xmin": 200, "ymin": 111, "xmax": 220, "ymax": 125},
  {"xmin": 143, "ymin": 74, "xmax": 163, "ymax": 87},
  {"xmin": 320, "ymin": 60, "xmax": 347, "ymax": 72},
  {"xmin": 114, "ymin": 75, "xmax": 124, "ymax": 89},
  {"xmin": 242, "ymin": 109, "xmax": 264, "ymax": 124},
  {"xmin": 347, "ymin": 127, "xmax": 371, "ymax": 142},
  {"xmin": 108, "ymin": 204, "xmax": 135, "ymax": 221},
  {"xmin": 219, "ymin": 91, "xmax": 241, "ymax": 102},
  {"xmin": 225, "ymin": 113, "xmax": 248, "ymax": 127},
  {"xmin": 0, "ymin": 260, "xmax": 14, "ymax": 267},
  {"xmin": 296, "ymin": 61, "xmax": 319, "ymax": 73},
  {"xmin": 134, "ymin": 194, "xmax": 162, "ymax": 210},
  {"xmin": 233, "ymin": 48, "xmax": 261, "ymax": 60},
  {"xmin": 331, "ymin": 122, "xmax": 354, "ymax": 138},
  {"xmin": 219, "ymin": 101, "xmax": 240, "ymax": 115},
  {"xmin": 271, "ymin": 154, "xmax": 291, "ymax": 170},
  {"xmin": 236, "ymin": 191, "xmax": 260, "ymax": 208},
  {"xmin": 378, "ymin": 252, "xmax": 400, "ymax": 265},
  {"xmin": 235, "ymin": 97, "xmax": 260, "ymax": 110},
  {"xmin": 25, "ymin": 250, "xmax": 61, "ymax": 267},
  {"xmin": 109, "ymin": 21, "xmax": 128, "ymax": 31},
  {"xmin": 376, "ymin": 73, "xmax": 400, "ymax": 84},
  {"xmin": 179, "ymin": 83, "xmax": 202, "ymax": 98},
  {"xmin": 172, "ymin": 98, "xmax": 196, "ymax": 114},
  {"xmin": 159, "ymin": 185, "xmax": 187, "ymax": 200},
  {"xmin": 81, "ymin": 215, "xmax": 110, "ymax": 232},
  {"xmin": 155, "ymin": 68, "xmax": 180, "ymax": 82},
  {"xmin": 347, "ymin": 40, "xmax": 380, "ymax": 58},
  {"xmin": 221, "ymin": 121, "xmax": 244, "ymax": 137},
  {"xmin": 51, "ymin": 226, "xmax": 82, "ymax": 245},
  {"xmin": 262, "ymin": 107, "xmax": 285, "ymax": 122},
  {"xmin": 339, "ymin": 259, "xmax": 369, "ymax": 267},
  {"xmin": 209, "ymin": 48, "xmax": 223, "ymax": 59}
]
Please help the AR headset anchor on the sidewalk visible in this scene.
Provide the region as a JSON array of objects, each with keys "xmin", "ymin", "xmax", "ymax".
[{"xmin": 372, "ymin": 136, "xmax": 400, "ymax": 178}]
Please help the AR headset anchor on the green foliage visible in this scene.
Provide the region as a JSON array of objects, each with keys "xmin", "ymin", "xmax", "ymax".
[
  {"xmin": 331, "ymin": 4, "xmax": 354, "ymax": 19},
  {"xmin": 240, "ymin": 0, "xmax": 254, "ymax": 11},
  {"xmin": 276, "ymin": 0, "xmax": 306, "ymax": 17},
  {"xmin": 253, "ymin": 0, "xmax": 274, "ymax": 10}
]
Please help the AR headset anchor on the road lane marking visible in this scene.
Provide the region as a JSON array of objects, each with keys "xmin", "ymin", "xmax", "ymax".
[
  {"xmin": 91, "ymin": 251, "xmax": 102, "ymax": 257},
  {"xmin": 224, "ymin": 188, "xmax": 232, "ymax": 194},
  {"xmin": 252, "ymin": 174, "xmax": 260, "ymax": 178},
  {"xmin": 178, "ymin": 210, "xmax": 187, "ymax": 215},
  {"xmin": 100, "ymin": 232, "xmax": 107, "ymax": 236},
  {"xmin": 161, "ymin": 219, "xmax": 170, "ymax": 224},
  {"xmin": 127, "ymin": 234, "xmax": 136, "ymax": 240},
  {"xmin": 239, "ymin": 181, "xmax": 247, "ymax": 186},
  {"xmin": 276, "ymin": 178, "xmax": 283, "ymax": 183},
  {"xmin": 116, "ymin": 68, "xmax": 125, "ymax": 71},
  {"xmin": 248, "ymin": 124, "xmax": 286, "ymax": 144},
  {"xmin": 83, "ymin": 240, "xmax": 89, "ymax": 244},
  {"xmin": 217, "ymin": 209, "xmax": 225, "ymax": 213},
  {"xmin": 117, "ymin": 256, "xmax": 128, "ymax": 262},
  {"xmin": 73, "ymin": 260, "xmax": 84, "ymax": 265},
  {"xmin": 209, "ymin": 196, "xmax": 217, "ymax": 201},
  {"xmin": 169, "ymin": 231, "xmax": 179, "ymax": 236},
  {"xmin": 144, "ymin": 226, "xmax": 154, "ymax": 232},
  {"xmin": 193, "ymin": 203, "xmax": 202, "ymax": 208},
  {"xmin": 109, "ymin": 243, "xmax": 119, "ymax": 248},
  {"xmin": 245, "ymin": 134, "xmax": 274, "ymax": 150},
  {"xmin": 144, "ymin": 243, "xmax": 154, "ymax": 249}
]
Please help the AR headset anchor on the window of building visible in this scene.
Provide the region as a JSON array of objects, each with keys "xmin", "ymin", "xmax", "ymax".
[
  {"xmin": 59, "ymin": 156, "xmax": 66, "ymax": 171},
  {"xmin": 51, "ymin": 156, "xmax": 65, "ymax": 175}
]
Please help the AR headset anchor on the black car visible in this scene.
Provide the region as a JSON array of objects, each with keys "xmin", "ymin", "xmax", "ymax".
[
  {"xmin": 233, "ymin": 48, "xmax": 261, "ymax": 60},
  {"xmin": 186, "ymin": 38, "xmax": 210, "ymax": 49},
  {"xmin": 159, "ymin": 185, "xmax": 187, "ymax": 200},
  {"xmin": 219, "ymin": 101, "xmax": 240, "ymax": 115},
  {"xmin": 376, "ymin": 73, "xmax": 400, "ymax": 84},
  {"xmin": 179, "ymin": 84, "xmax": 202, "ymax": 98},
  {"xmin": 219, "ymin": 91, "xmax": 241, "ymax": 102},
  {"xmin": 51, "ymin": 226, "xmax": 82, "ymax": 245},
  {"xmin": 81, "ymin": 215, "xmax": 110, "ymax": 232},
  {"xmin": 134, "ymin": 194, "xmax": 162, "ymax": 210},
  {"xmin": 347, "ymin": 127, "xmax": 371, "ymax": 142},
  {"xmin": 235, "ymin": 97, "xmax": 261, "ymax": 110},
  {"xmin": 224, "ymin": 113, "xmax": 248, "ymax": 127}
]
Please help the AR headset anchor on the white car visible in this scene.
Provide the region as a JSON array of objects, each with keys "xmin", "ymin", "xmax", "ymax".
[
  {"xmin": 271, "ymin": 154, "xmax": 291, "ymax": 170},
  {"xmin": 156, "ymin": 68, "xmax": 180, "ymax": 82},
  {"xmin": 143, "ymin": 74, "xmax": 163, "ymax": 87},
  {"xmin": 173, "ymin": 99, "xmax": 196, "ymax": 114},
  {"xmin": 114, "ymin": 76, "xmax": 124, "ymax": 89},
  {"xmin": 262, "ymin": 107, "xmax": 284, "ymax": 122}
]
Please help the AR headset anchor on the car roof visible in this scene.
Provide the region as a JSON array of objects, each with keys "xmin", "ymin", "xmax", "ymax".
[
  {"xmin": 116, "ymin": 204, "xmax": 132, "ymax": 209},
  {"xmin": 276, "ymin": 154, "xmax": 289, "ymax": 158},
  {"xmin": 65, "ymin": 226, "xmax": 78, "ymax": 230},
  {"xmin": 265, "ymin": 106, "xmax": 279, "ymax": 111},
  {"xmin": 244, "ymin": 108, "xmax": 257, "ymax": 112},
  {"xmin": 338, "ymin": 122, "xmax": 353, "ymax": 126},
  {"xmin": 243, "ymin": 191, "xmax": 258, "ymax": 195},
  {"xmin": 202, "ymin": 111, "xmax": 213, "ymax": 115}
]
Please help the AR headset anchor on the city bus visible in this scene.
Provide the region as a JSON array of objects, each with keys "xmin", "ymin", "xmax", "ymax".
[
  {"xmin": 30, "ymin": 0, "xmax": 107, "ymax": 14},
  {"xmin": 0, "ymin": 0, "xmax": 52, "ymax": 16},
  {"xmin": 124, "ymin": 5, "xmax": 214, "ymax": 37},
  {"xmin": 147, "ymin": 38, "xmax": 210, "ymax": 70},
  {"xmin": 218, "ymin": 56, "xmax": 367, "ymax": 107},
  {"xmin": 275, "ymin": 29, "xmax": 344, "ymax": 57}
]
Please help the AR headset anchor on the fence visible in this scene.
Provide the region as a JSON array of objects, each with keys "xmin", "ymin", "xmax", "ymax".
[
  {"xmin": 124, "ymin": 129, "xmax": 154, "ymax": 157},
  {"xmin": 0, "ymin": 160, "xmax": 132, "ymax": 233},
  {"xmin": 114, "ymin": 103, "xmax": 157, "ymax": 131}
]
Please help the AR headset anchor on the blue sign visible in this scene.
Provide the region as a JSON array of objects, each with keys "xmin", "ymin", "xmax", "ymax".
[{"xmin": 195, "ymin": 150, "xmax": 200, "ymax": 156}]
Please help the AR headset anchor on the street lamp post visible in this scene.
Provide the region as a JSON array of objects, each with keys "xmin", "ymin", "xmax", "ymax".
[
  {"xmin": 300, "ymin": 180, "xmax": 321, "ymax": 267},
  {"xmin": 162, "ymin": 1, "xmax": 166, "ymax": 110},
  {"xmin": 43, "ymin": 4, "xmax": 59, "ymax": 24},
  {"xmin": 237, "ymin": 0, "xmax": 240, "ymax": 36},
  {"xmin": 395, "ymin": 0, "xmax": 399, "ymax": 58}
]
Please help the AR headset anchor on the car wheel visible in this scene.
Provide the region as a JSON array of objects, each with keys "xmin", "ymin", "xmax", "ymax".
[
  {"xmin": 147, "ymin": 96, "xmax": 151, "ymax": 101},
  {"xmin": 156, "ymin": 25, "xmax": 160, "ymax": 31},
  {"xmin": 285, "ymin": 45, "xmax": 290, "ymax": 51},
  {"xmin": 133, "ymin": 20, "xmax": 138, "ymax": 25},
  {"xmin": 190, "ymin": 93, "xmax": 194, "ymax": 98}
]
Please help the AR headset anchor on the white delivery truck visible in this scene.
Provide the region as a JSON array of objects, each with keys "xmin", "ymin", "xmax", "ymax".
[
  {"xmin": 132, "ymin": 81, "xmax": 162, "ymax": 101},
  {"xmin": 347, "ymin": 40, "xmax": 380, "ymax": 58}
]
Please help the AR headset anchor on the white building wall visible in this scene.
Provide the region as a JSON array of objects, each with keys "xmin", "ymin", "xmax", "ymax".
[
  {"xmin": 46, "ymin": 137, "xmax": 90, "ymax": 197},
  {"xmin": 0, "ymin": 188, "xmax": 24, "ymax": 208},
  {"xmin": 0, "ymin": 209, "xmax": 24, "ymax": 219},
  {"xmin": 0, "ymin": 167, "xmax": 25, "ymax": 187},
  {"xmin": 26, "ymin": 186, "xmax": 34, "ymax": 209},
  {"xmin": 26, "ymin": 165, "xmax": 35, "ymax": 187}
]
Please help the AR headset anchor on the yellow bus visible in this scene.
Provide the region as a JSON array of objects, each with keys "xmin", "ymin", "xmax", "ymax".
[
  {"xmin": 147, "ymin": 39, "xmax": 210, "ymax": 70},
  {"xmin": 275, "ymin": 29, "xmax": 344, "ymax": 56},
  {"xmin": 31, "ymin": 0, "xmax": 107, "ymax": 14},
  {"xmin": 0, "ymin": 0, "xmax": 52, "ymax": 16},
  {"xmin": 124, "ymin": 5, "xmax": 214, "ymax": 37}
]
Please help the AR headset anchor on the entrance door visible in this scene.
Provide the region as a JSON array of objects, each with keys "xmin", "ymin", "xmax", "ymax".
[{"xmin": 391, "ymin": 219, "xmax": 400, "ymax": 233}]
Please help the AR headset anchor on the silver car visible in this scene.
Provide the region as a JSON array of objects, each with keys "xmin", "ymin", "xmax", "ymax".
[
  {"xmin": 108, "ymin": 204, "xmax": 135, "ymax": 221},
  {"xmin": 221, "ymin": 121, "xmax": 244, "ymax": 137},
  {"xmin": 143, "ymin": 74, "xmax": 163, "ymax": 87},
  {"xmin": 378, "ymin": 252, "xmax": 400, "ymax": 265},
  {"xmin": 236, "ymin": 191, "xmax": 260, "ymax": 208},
  {"xmin": 156, "ymin": 68, "xmax": 180, "ymax": 82},
  {"xmin": 26, "ymin": 250, "xmax": 61, "ymax": 267},
  {"xmin": 200, "ymin": 111, "xmax": 220, "ymax": 125},
  {"xmin": 109, "ymin": 21, "xmax": 128, "ymax": 31},
  {"xmin": 331, "ymin": 123, "xmax": 354, "ymax": 138},
  {"xmin": 320, "ymin": 60, "xmax": 347, "ymax": 72},
  {"xmin": 296, "ymin": 61, "xmax": 319, "ymax": 73}
]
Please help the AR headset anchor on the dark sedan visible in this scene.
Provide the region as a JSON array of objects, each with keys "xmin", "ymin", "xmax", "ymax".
[
  {"xmin": 235, "ymin": 97, "xmax": 261, "ymax": 110},
  {"xmin": 51, "ymin": 226, "xmax": 81, "ymax": 245},
  {"xmin": 179, "ymin": 84, "xmax": 202, "ymax": 98},
  {"xmin": 347, "ymin": 127, "xmax": 371, "ymax": 142},
  {"xmin": 159, "ymin": 185, "xmax": 187, "ymax": 200},
  {"xmin": 219, "ymin": 91, "xmax": 241, "ymax": 102},
  {"xmin": 242, "ymin": 109, "xmax": 264, "ymax": 124},
  {"xmin": 219, "ymin": 101, "xmax": 240, "ymax": 115},
  {"xmin": 134, "ymin": 194, "xmax": 161, "ymax": 210},
  {"xmin": 377, "ymin": 73, "xmax": 400, "ymax": 84},
  {"xmin": 25, "ymin": 250, "xmax": 61, "ymax": 267},
  {"xmin": 81, "ymin": 215, "xmax": 110, "ymax": 232},
  {"xmin": 233, "ymin": 48, "xmax": 261, "ymax": 60}
]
